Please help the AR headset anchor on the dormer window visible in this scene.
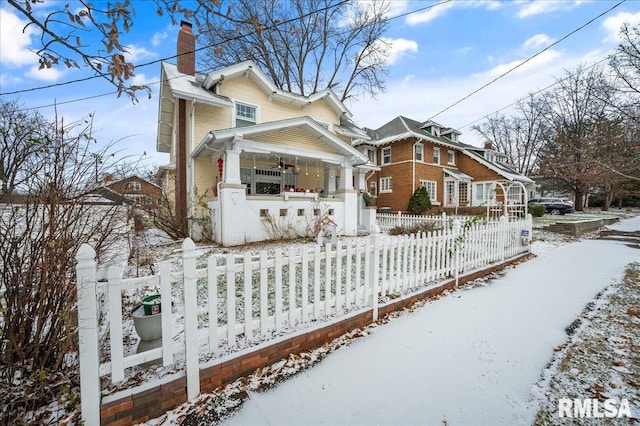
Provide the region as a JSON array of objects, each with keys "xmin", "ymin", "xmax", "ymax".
[{"xmin": 235, "ymin": 102, "xmax": 257, "ymax": 127}]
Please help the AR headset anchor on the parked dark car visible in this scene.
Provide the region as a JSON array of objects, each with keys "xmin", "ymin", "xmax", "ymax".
[{"xmin": 529, "ymin": 198, "xmax": 576, "ymax": 215}]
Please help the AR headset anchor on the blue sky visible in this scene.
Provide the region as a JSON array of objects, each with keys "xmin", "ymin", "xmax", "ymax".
[{"xmin": 1, "ymin": 0, "xmax": 640, "ymax": 169}]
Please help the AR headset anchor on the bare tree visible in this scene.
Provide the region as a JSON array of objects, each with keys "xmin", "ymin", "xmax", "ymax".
[
  {"xmin": 472, "ymin": 95, "xmax": 547, "ymax": 176},
  {"xmin": 610, "ymin": 23, "xmax": 640, "ymax": 98},
  {"xmin": 5, "ymin": 0, "xmax": 226, "ymax": 101},
  {"xmin": 0, "ymin": 109, "xmax": 129, "ymax": 424},
  {"xmin": 197, "ymin": 0, "xmax": 390, "ymax": 102},
  {"xmin": 0, "ymin": 99, "xmax": 51, "ymax": 194},
  {"xmin": 538, "ymin": 65, "xmax": 614, "ymax": 211}
]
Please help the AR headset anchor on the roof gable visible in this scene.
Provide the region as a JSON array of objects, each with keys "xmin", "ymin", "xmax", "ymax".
[{"xmin": 201, "ymin": 61, "xmax": 352, "ymax": 119}]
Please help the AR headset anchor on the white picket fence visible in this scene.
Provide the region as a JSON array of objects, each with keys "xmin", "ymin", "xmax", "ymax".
[
  {"xmin": 376, "ymin": 211, "xmax": 475, "ymax": 232},
  {"xmin": 75, "ymin": 215, "xmax": 532, "ymax": 424}
]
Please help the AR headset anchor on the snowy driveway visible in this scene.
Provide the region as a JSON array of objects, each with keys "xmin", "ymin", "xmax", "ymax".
[{"xmin": 222, "ymin": 217, "xmax": 640, "ymax": 426}]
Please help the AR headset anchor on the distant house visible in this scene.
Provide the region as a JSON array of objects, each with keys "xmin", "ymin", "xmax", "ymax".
[
  {"xmin": 156, "ymin": 22, "xmax": 377, "ymax": 245},
  {"xmin": 101, "ymin": 175, "xmax": 163, "ymax": 209},
  {"xmin": 354, "ymin": 116, "xmax": 535, "ymax": 215}
]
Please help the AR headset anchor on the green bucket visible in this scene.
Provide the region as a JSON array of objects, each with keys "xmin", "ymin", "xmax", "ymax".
[{"xmin": 142, "ymin": 294, "xmax": 161, "ymax": 315}]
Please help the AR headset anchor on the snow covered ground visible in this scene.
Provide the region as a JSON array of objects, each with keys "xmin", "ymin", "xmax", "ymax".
[{"xmin": 204, "ymin": 217, "xmax": 640, "ymax": 425}]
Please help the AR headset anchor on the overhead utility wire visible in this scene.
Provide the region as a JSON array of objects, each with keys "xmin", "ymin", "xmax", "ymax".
[
  {"xmin": 458, "ymin": 54, "xmax": 614, "ymax": 130},
  {"xmin": 11, "ymin": 0, "xmax": 453, "ymax": 111},
  {"xmin": 0, "ymin": 0, "xmax": 349, "ymax": 96},
  {"xmin": 425, "ymin": 0, "xmax": 626, "ymax": 123},
  {"xmin": 1, "ymin": 0, "xmax": 452, "ymax": 98}
]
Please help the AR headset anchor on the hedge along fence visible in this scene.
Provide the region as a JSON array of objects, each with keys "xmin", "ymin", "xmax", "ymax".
[{"xmin": 75, "ymin": 215, "xmax": 533, "ymax": 425}]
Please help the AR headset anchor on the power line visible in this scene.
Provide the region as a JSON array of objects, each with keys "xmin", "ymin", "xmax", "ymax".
[
  {"xmin": 458, "ymin": 54, "xmax": 614, "ymax": 130},
  {"xmin": 0, "ymin": 0, "xmax": 349, "ymax": 96},
  {"xmin": 1, "ymin": 0, "xmax": 452, "ymax": 98},
  {"xmin": 425, "ymin": 0, "xmax": 626, "ymax": 123}
]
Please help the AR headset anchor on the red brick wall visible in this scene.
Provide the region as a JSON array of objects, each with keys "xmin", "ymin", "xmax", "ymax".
[
  {"xmin": 367, "ymin": 139, "xmax": 460, "ymax": 212},
  {"xmin": 99, "ymin": 252, "xmax": 531, "ymax": 425}
]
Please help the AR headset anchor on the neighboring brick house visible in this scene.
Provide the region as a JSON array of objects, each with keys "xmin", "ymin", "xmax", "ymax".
[
  {"xmin": 103, "ymin": 175, "xmax": 163, "ymax": 209},
  {"xmin": 355, "ymin": 116, "xmax": 534, "ymax": 214}
]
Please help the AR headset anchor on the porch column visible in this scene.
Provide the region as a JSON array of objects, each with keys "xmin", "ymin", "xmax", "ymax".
[
  {"xmin": 354, "ymin": 169, "xmax": 366, "ymax": 192},
  {"xmin": 338, "ymin": 161, "xmax": 354, "ymax": 191},
  {"xmin": 223, "ymin": 142, "xmax": 242, "ymax": 185},
  {"xmin": 325, "ymin": 165, "xmax": 338, "ymax": 195}
]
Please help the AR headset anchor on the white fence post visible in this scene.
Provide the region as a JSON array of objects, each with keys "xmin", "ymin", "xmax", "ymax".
[
  {"xmin": 441, "ymin": 211, "xmax": 447, "ymax": 228},
  {"xmin": 369, "ymin": 234, "xmax": 381, "ymax": 321},
  {"xmin": 452, "ymin": 219, "xmax": 461, "ymax": 287},
  {"xmin": 396, "ymin": 211, "xmax": 402, "ymax": 227},
  {"xmin": 75, "ymin": 244, "xmax": 100, "ymax": 426},
  {"xmin": 182, "ymin": 238, "xmax": 200, "ymax": 400}
]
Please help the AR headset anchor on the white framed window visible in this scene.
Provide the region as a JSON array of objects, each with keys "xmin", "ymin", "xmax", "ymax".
[
  {"xmin": 459, "ymin": 182, "xmax": 469, "ymax": 205},
  {"xmin": 235, "ymin": 102, "xmax": 257, "ymax": 127},
  {"xmin": 415, "ymin": 143, "xmax": 423, "ymax": 162},
  {"xmin": 382, "ymin": 147, "xmax": 391, "ymax": 165},
  {"xmin": 474, "ymin": 182, "xmax": 496, "ymax": 205},
  {"xmin": 433, "ymin": 147, "xmax": 440, "ymax": 165},
  {"xmin": 447, "ymin": 150, "xmax": 455, "ymax": 165},
  {"xmin": 369, "ymin": 181, "xmax": 377, "ymax": 196},
  {"xmin": 127, "ymin": 181, "xmax": 141, "ymax": 191},
  {"xmin": 419, "ymin": 180, "xmax": 437, "ymax": 201},
  {"xmin": 507, "ymin": 185, "xmax": 521, "ymax": 202},
  {"xmin": 367, "ymin": 148, "xmax": 376, "ymax": 164},
  {"xmin": 380, "ymin": 177, "xmax": 393, "ymax": 193}
]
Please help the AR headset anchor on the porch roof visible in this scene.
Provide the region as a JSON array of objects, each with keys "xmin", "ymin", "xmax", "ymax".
[
  {"xmin": 444, "ymin": 168, "xmax": 472, "ymax": 180},
  {"xmin": 192, "ymin": 117, "xmax": 371, "ymax": 165}
]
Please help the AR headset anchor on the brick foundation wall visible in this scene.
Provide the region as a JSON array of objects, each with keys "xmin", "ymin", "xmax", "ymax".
[{"xmin": 99, "ymin": 252, "xmax": 532, "ymax": 425}]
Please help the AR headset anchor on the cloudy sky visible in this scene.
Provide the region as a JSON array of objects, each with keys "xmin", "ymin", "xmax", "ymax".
[{"xmin": 1, "ymin": 0, "xmax": 640, "ymax": 167}]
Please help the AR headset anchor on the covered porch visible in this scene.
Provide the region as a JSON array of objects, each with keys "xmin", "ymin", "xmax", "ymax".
[{"xmin": 191, "ymin": 117, "xmax": 377, "ymax": 246}]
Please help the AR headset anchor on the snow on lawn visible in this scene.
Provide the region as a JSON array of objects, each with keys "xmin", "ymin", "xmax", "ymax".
[
  {"xmin": 533, "ymin": 262, "xmax": 639, "ymax": 424},
  {"xmin": 205, "ymin": 217, "xmax": 640, "ymax": 426}
]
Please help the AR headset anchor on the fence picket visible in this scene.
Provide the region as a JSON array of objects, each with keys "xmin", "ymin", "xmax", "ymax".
[
  {"xmin": 207, "ymin": 257, "xmax": 218, "ymax": 353},
  {"xmin": 345, "ymin": 241, "xmax": 353, "ymax": 308},
  {"xmin": 355, "ymin": 241, "xmax": 362, "ymax": 306},
  {"xmin": 288, "ymin": 247, "xmax": 297, "ymax": 326},
  {"xmin": 107, "ymin": 266, "xmax": 124, "ymax": 383},
  {"xmin": 77, "ymin": 215, "xmax": 531, "ymax": 421},
  {"xmin": 259, "ymin": 251, "xmax": 268, "ymax": 334},
  {"xmin": 302, "ymin": 248, "xmax": 310, "ymax": 322},
  {"xmin": 313, "ymin": 245, "xmax": 321, "ymax": 318},
  {"xmin": 335, "ymin": 244, "xmax": 343, "ymax": 311},
  {"xmin": 275, "ymin": 249, "xmax": 283, "ymax": 331},
  {"xmin": 324, "ymin": 244, "xmax": 332, "ymax": 316},
  {"xmin": 226, "ymin": 254, "xmax": 236, "ymax": 346},
  {"xmin": 243, "ymin": 252, "xmax": 253, "ymax": 340}
]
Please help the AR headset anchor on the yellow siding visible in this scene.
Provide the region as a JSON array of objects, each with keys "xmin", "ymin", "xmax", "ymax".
[
  {"xmin": 193, "ymin": 156, "xmax": 218, "ymax": 201},
  {"xmin": 193, "ymin": 103, "xmax": 231, "ymax": 146},
  {"xmin": 217, "ymin": 76, "xmax": 339, "ymax": 127},
  {"xmin": 250, "ymin": 128, "xmax": 338, "ymax": 154}
]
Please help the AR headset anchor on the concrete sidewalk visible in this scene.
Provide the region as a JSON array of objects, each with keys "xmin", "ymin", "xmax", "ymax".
[{"xmin": 222, "ymin": 217, "xmax": 640, "ymax": 426}]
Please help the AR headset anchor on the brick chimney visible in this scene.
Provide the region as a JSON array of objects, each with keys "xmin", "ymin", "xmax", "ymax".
[
  {"xmin": 484, "ymin": 141, "xmax": 493, "ymax": 150},
  {"xmin": 177, "ymin": 21, "xmax": 196, "ymax": 75}
]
